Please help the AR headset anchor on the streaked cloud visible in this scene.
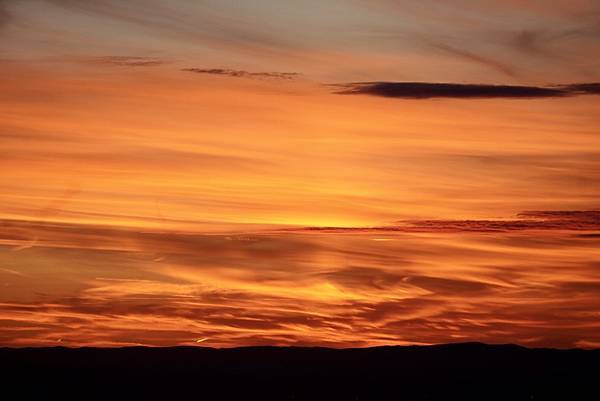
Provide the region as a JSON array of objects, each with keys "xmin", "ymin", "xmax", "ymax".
[
  {"xmin": 293, "ymin": 210, "xmax": 600, "ymax": 233},
  {"xmin": 1, "ymin": 212, "xmax": 600, "ymax": 348},
  {"xmin": 510, "ymin": 30, "xmax": 554, "ymax": 58},
  {"xmin": 182, "ymin": 68, "xmax": 299, "ymax": 80},
  {"xmin": 0, "ymin": 0, "xmax": 10, "ymax": 29},
  {"xmin": 563, "ymin": 83, "xmax": 600, "ymax": 95},
  {"xmin": 38, "ymin": 0, "xmax": 304, "ymax": 58},
  {"xmin": 80, "ymin": 56, "xmax": 168, "ymax": 67},
  {"xmin": 331, "ymin": 82, "xmax": 600, "ymax": 99},
  {"xmin": 428, "ymin": 42, "xmax": 519, "ymax": 78}
]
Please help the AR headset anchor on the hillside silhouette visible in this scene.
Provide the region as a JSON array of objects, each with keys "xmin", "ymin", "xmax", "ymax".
[{"xmin": 2, "ymin": 342, "xmax": 598, "ymax": 400}]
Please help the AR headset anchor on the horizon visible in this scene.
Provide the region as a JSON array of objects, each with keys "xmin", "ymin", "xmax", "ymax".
[{"xmin": 3, "ymin": 341, "xmax": 599, "ymax": 350}]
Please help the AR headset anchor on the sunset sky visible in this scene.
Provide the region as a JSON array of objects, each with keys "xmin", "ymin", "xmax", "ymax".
[{"xmin": 1, "ymin": 0, "xmax": 600, "ymax": 348}]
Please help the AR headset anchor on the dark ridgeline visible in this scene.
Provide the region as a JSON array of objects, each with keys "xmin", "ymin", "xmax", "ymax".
[{"xmin": 1, "ymin": 342, "xmax": 598, "ymax": 400}]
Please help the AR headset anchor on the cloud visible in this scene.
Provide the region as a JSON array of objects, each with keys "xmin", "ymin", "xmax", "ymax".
[
  {"xmin": 562, "ymin": 83, "xmax": 600, "ymax": 95},
  {"xmin": 0, "ymin": 143, "xmax": 271, "ymax": 179},
  {"xmin": 576, "ymin": 233, "xmax": 600, "ymax": 238},
  {"xmin": 320, "ymin": 266, "xmax": 406, "ymax": 291},
  {"xmin": 330, "ymin": 82, "xmax": 600, "ymax": 99},
  {"xmin": 402, "ymin": 275, "xmax": 497, "ymax": 295},
  {"xmin": 2, "ymin": 212, "xmax": 600, "ymax": 348},
  {"xmin": 370, "ymin": 0, "xmax": 600, "ymax": 79},
  {"xmin": 517, "ymin": 210, "xmax": 600, "ymax": 221},
  {"xmin": 0, "ymin": 0, "xmax": 9, "ymax": 30},
  {"xmin": 80, "ymin": 56, "xmax": 167, "ymax": 67},
  {"xmin": 560, "ymin": 281, "xmax": 600, "ymax": 295},
  {"xmin": 429, "ymin": 42, "xmax": 518, "ymax": 78},
  {"xmin": 324, "ymin": 270, "xmax": 500, "ymax": 295},
  {"xmin": 182, "ymin": 68, "xmax": 299, "ymax": 80},
  {"xmin": 292, "ymin": 210, "xmax": 600, "ymax": 233},
  {"xmin": 42, "ymin": 0, "xmax": 300, "ymax": 58},
  {"xmin": 510, "ymin": 29, "xmax": 556, "ymax": 58}
]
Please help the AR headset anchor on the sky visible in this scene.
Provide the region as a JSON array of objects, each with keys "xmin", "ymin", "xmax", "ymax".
[{"xmin": 1, "ymin": 0, "xmax": 600, "ymax": 348}]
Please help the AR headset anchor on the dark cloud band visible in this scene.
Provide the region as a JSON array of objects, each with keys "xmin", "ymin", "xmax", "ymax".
[{"xmin": 331, "ymin": 82, "xmax": 600, "ymax": 99}]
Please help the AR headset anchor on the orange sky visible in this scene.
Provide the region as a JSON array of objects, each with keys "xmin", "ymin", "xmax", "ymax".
[{"xmin": 1, "ymin": 0, "xmax": 600, "ymax": 348}]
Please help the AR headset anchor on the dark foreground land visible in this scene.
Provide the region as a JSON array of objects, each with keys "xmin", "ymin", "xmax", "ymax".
[{"xmin": 1, "ymin": 342, "xmax": 599, "ymax": 400}]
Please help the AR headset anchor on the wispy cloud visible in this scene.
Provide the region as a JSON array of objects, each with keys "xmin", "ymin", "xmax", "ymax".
[
  {"xmin": 331, "ymin": 82, "xmax": 600, "ymax": 99},
  {"xmin": 80, "ymin": 56, "xmax": 168, "ymax": 67},
  {"xmin": 2, "ymin": 213, "xmax": 600, "ymax": 348},
  {"xmin": 562, "ymin": 83, "xmax": 600, "ymax": 95},
  {"xmin": 293, "ymin": 211, "xmax": 600, "ymax": 233},
  {"xmin": 0, "ymin": 0, "xmax": 10, "ymax": 30},
  {"xmin": 510, "ymin": 30, "xmax": 554, "ymax": 58},
  {"xmin": 42, "ymin": 0, "xmax": 301, "ymax": 58},
  {"xmin": 182, "ymin": 68, "xmax": 299, "ymax": 80},
  {"xmin": 429, "ymin": 42, "xmax": 518, "ymax": 78}
]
